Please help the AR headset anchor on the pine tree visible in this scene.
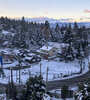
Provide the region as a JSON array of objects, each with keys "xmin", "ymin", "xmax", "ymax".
[
  {"xmin": 45, "ymin": 20, "xmax": 50, "ymax": 29},
  {"xmin": 74, "ymin": 79, "xmax": 90, "ymax": 100},
  {"xmin": 55, "ymin": 23, "xmax": 59, "ymax": 33},
  {"xmin": 63, "ymin": 24, "xmax": 75, "ymax": 60},
  {"xmin": 73, "ymin": 22, "xmax": 78, "ymax": 32},
  {"xmin": 20, "ymin": 75, "xmax": 47, "ymax": 100},
  {"xmin": 63, "ymin": 23, "xmax": 73, "ymax": 44}
]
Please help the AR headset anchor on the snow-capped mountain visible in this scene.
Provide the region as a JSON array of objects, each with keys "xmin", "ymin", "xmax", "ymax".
[
  {"xmin": 13, "ymin": 17, "xmax": 90, "ymax": 28},
  {"xmin": 24, "ymin": 17, "xmax": 90, "ymax": 28}
]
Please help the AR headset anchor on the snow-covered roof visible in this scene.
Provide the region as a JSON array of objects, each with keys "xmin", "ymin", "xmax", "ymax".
[
  {"xmin": 25, "ymin": 56, "xmax": 32, "ymax": 60},
  {"xmin": 57, "ymin": 50, "xmax": 62, "ymax": 54},
  {"xmin": 2, "ymin": 30, "xmax": 10, "ymax": 35},
  {"xmin": 53, "ymin": 43, "xmax": 61, "ymax": 49},
  {"xmin": 2, "ymin": 30, "xmax": 14, "ymax": 36},
  {"xmin": 40, "ymin": 46, "xmax": 53, "ymax": 51},
  {"xmin": 48, "ymin": 42, "xmax": 69, "ymax": 48},
  {"xmin": 3, "ymin": 41, "xmax": 8, "ymax": 45},
  {"xmin": 61, "ymin": 43, "xmax": 69, "ymax": 48},
  {"xmin": 0, "ymin": 49, "xmax": 11, "ymax": 55},
  {"xmin": 27, "ymin": 53, "xmax": 35, "ymax": 57}
]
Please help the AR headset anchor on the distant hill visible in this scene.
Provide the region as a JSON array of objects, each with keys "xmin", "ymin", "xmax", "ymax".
[
  {"xmin": 22, "ymin": 17, "xmax": 90, "ymax": 28},
  {"xmin": 50, "ymin": 22, "xmax": 90, "ymax": 28},
  {"xmin": 12, "ymin": 17, "xmax": 90, "ymax": 28}
]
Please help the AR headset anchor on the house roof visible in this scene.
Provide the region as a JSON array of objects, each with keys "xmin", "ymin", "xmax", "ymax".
[
  {"xmin": 60, "ymin": 43, "xmax": 69, "ymax": 47},
  {"xmin": 53, "ymin": 43, "xmax": 61, "ymax": 49},
  {"xmin": 40, "ymin": 46, "xmax": 53, "ymax": 51},
  {"xmin": 25, "ymin": 56, "xmax": 32, "ymax": 60}
]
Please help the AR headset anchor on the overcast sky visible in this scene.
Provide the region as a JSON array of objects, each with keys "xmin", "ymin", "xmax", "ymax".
[{"xmin": 0, "ymin": 0, "xmax": 90, "ymax": 22}]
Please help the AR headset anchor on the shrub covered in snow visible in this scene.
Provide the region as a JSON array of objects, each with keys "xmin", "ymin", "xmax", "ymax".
[
  {"xmin": 20, "ymin": 75, "xmax": 51, "ymax": 100},
  {"xmin": 74, "ymin": 79, "xmax": 90, "ymax": 100}
]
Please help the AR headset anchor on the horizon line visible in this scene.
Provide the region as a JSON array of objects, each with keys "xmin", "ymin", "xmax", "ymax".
[{"xmin": 0, "ymin": 16, "xmax": 90, "ymax": 23}]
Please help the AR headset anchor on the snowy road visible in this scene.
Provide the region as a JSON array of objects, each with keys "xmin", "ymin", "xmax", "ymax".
[
  {"xmin": 47, "ymin": 70, "xmax": 90, "ymax": 90},
  {"xmin": 0, "ymin": 70, "xmax": 90, "ymax": 93}
]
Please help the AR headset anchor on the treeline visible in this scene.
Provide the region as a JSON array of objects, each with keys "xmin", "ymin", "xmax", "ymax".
[{"xmin": 0, "ymin": 17, "xmax": 90, "ymax": 60}]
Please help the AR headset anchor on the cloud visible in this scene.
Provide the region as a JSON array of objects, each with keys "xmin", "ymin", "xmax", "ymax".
[
  {"xmin": 24, "ymin": 17, "xmax": 76, "ymax": 23},
  {"xmin": 44, "ymin": 11, "xmax": 48, "ymax": 14},
  {"xmin": 25, "ymin": 17, "xmax": 60, "ymax": 23},
  {"xmin": 83, "ymin": 9, "xmax": 90, "ymax": 13},
  {"xmin": 81, "ymin": 17, "xmax": 90, "ymax": 20},
  {"xmin": 0, "ymin": 10, "xmax": 3, "ymax": 14}
]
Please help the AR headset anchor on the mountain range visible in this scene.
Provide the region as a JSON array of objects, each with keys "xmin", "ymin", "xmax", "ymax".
[{"xmin": 14, "ymin": 17, "xmax": 90, "ymax": 28}]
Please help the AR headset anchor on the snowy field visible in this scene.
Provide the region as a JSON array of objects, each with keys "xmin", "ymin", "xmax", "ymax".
[
  {"xmin": 30, "ymin": 59, "xmax": 80, "ymax": 80},
  {"xmin": 0, "ymin": 58, "xmax": 89, "ymax": 84}
]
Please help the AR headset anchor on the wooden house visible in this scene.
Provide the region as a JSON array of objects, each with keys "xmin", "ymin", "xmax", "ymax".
[
  {"xmin": 37, "ymin": 46, "xmax": 57, "ymax": 57},
  {"xmin": 25, "ymin": 55, "xmax": 41, "ymax": 64}
]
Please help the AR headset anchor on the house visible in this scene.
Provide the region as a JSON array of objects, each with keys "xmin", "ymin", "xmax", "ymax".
[
  {"xmin": 3, "ymin": 41, "xmax": 9, "ymax": 48},
  {"xmin": 48, "ymin": 42, "xmax": 69, "ymax": 54},
  {"xmin": 0, "ymin": 50, "xmax": 15, "ymax": 64},
  {"xmin": 25, "ymin": 55, "xmax": 41, "ymax": 64},
  {"xmin": 36, "ymin": 43, "xmax": 69, "ymax": 59},
  {"xmin": 50, "ymin": 42, "xmax": 69, "ymax": 56},
  {"xmin": 53, "ymin": 43, "xmax": 61, "ymax": 54},
  {"xmin": 2, "ymin": 54, "xmax": 14, "ymax": 64},
  {"xmin": 37, "ymin": 46, "xmax": 57, "ymax": 58}
]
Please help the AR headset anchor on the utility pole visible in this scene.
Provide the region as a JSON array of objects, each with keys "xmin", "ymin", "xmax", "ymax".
[
  {"xmin": 11, "ymin": 68, "xmax": 14, "ymax": 100},
  {"xmin": 11, "ymin": 69, "xmax": 13, "ymax": 83},
  {"xmin": 46, "ymin": 67, "xmax": 49, "ymax": 91},
  {"xmin": 7, "ymin": 75, "xmax": 10, "ymax": 100},
  {"xmin": 19, "ymin": 69, "xmax": 20, "ymax": 83},
  {"xmin": 19, "ymin": 58, "xmax": 21, "ymax": 84},
  {"xmin": 16, "ymin": 70, "xmax": 17, "ymax": 82},
  {"xmin": 29, "ymin": 70, "xmax": 31, "ymax": 77},
  {"xmin": 40, "ymin": 63, "xmax": 42, "ymax": 76}
]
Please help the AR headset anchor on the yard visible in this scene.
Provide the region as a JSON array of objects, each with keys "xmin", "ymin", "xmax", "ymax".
[{"xmin": 0, "ymin": 58, "xmax": 89, "ymax": 84}]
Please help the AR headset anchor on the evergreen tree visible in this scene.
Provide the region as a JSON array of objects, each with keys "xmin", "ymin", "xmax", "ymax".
[
  {"xmin": 36, "ymin": 29, "xmax": 46, "ymax": 46},
  {"xmin": 74, "ymin": 79, "xmax": 90, "ymax": 100},
  {"xmin": 73, "ymin": 22, "xmax": 78, "ymax": 32},
  {"xmin": 63, "ymin": 24, "xmax": 75, "ymax": 60},
  {"xmin": 0, "ymin": 16, "xmax": 89, "ymax": 60},
  {"xmin": 55, "ymin": 23, "xmax": 59, "ymax": 33},
  {"xmin": 63, "ymin": 23, "xmax": 73, "ymax": 44},
  {"xmin": 20, "ymin": 75, "xmax": 47, "ymax": 100},
  {"xmin": 45, "ymin": 20, "xmax": 50, "ymax": 29}
]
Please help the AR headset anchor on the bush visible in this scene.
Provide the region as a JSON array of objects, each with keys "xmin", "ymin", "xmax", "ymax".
[{"xmin": 20, "ymin": 75, "xmax": 48, "ymax": 100}]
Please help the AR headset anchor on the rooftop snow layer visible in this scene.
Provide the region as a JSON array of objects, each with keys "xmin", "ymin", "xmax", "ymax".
[
  {"xmin": 2, "ymin": 30, "xmax": 10, "ymax": 35},
  {"xmin": 40, "ymin": 46, "xmax": 53, "ymax": 51}
]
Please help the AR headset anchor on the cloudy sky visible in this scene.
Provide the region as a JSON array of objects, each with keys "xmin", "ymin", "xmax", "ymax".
[{"xmin": 0, "ymin": 0, "xmax": 90, "ymax": 22}]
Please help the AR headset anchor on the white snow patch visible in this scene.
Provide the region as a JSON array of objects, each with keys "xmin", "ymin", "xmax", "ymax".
[{"xmin": 40, "ymin": 46, "xmax": 53, "ymax": 51}]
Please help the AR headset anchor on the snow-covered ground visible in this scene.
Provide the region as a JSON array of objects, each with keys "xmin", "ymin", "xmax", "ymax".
[
  {"xmin": 0, "ymin": 47, "xmax": 89, "ymax": 84},
  {"xmin": 45, "ymin": 97, "xmax": 74, "ymax": 100},
  {"xmin": 30, "ymin": 59, "xmax": 80, "ymax": 81},
  {"xmin": 44, "ymin": 85, "xmax": 78, "ymax": 100},
  {"xmin": 0, "ymin": 57, "xmax": 89, "ymax": 84}
]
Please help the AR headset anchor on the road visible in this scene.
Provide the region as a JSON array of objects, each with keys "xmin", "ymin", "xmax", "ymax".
[
  {"xmin": 0, "ymin": 70, "xmax": 90, "ymax": 93},
  {"xmin": 47, "ymin": 70, "xmax": 90, "ymax": 90},
  {"xmin": 47, "ymin": 46, "xmax": 90, "ymax": 90}
]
